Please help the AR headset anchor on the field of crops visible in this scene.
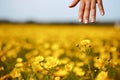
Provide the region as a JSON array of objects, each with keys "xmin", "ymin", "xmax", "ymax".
[{"xmin": 0, "ymin": 23, "xmax": 120, "ymax": 80}]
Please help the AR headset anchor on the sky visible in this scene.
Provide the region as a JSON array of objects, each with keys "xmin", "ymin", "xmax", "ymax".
[{"xmin": 0, "ymin": 0, "xmax": 120, "ymax": 23}]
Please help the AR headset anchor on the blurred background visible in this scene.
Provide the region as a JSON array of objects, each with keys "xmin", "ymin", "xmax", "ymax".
[{"xmin": 0, "ymin": 0, "xmax": 120, "ymax": 23}]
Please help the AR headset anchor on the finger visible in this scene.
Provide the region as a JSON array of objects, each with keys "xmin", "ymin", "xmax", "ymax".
[
  {"xmin": 69, "ymin": 0, "xmax": 80, "ymax": 8},
  {"xmin": 91, "ymin": 0, "xmax": 96, "ymax": 22},
  {"xmin": 78, "ymin": 1, "xmax": 85, "ymax": 22},
  {"xmin": 97, "ymin": 0, "xmax": 105, "ymax": 16},
  {"xmin": 84, "ymin": 1, "xmax": 91, "ymax": 24}
]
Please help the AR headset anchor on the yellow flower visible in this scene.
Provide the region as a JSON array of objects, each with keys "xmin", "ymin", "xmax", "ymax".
[
  {"xmin": 80, "ymin": 40, "xmax": 91, "ymax": 46},
  {"xmin": 54, "ymin": 69, "xmax": 68, "ymax": 77},
  {"xmin": 76, "ymin": 40, "xmax": 92, "ymax": 52},
  {"xmin": 95, "ymin": 71, "xmax": 108, "ymax": 80},
  {"xmin": 94, "ymin": 57, "xmax": 105, "ymax": 69},
  {"xmin": 110, "ymin": 47, "xmax": 117, "ymax": 52},
  {"xmin": 76, "ymin": 62, "xmax": 84, "ymax": 67},
  {"xmin": 10, "ymin": 70, "xmax": 21, "ymax": 78},
  {"xmin": 6, "ymin": 49, "xmax": 17, "ymax": 58},
  {"xmin": 65, "ymin": 63, "xmax": 73, "ymax": 71},
  {"xmin": 29, "ymin": 78, "xmax": 35, "ymax": 80},
  {"xmin": 17, "ymin": 58, "xmax": 23, "ymax": 63},
  {"xmin": 0, "ymin": 66, "xmax": 4, "ymax": 71},
  {"xmin": 44, "ymin": 60, "xmax": 59, "ymax": 69},
  {"xmin": 109, "ymin": 59, "xmax": 118, "ymax": 68},
  {"xmin": 51, "ymin": 43, "xmax": 60, "ymax": 51},
  {"xmin": 59, "ymin": 58, "xmax": 70, "ymax": 65},
  {"xmin": 73, "ymin": 67, "xmax": 85, "ymax": 77},
  {"xmin": 32, "ymin": 61, "xmax": 44, "ymax": 72},
  {"xmin": 54, "ymin": 77, "xmax": 61, "ymax": 80},
  {"xmin": 1, "ymin": 56, "xmax": 6, "ymax": 62},
  {"xmin": 15, "ymin": 63, "xmax": 23, "ymax": 68},
  {"xmin": 34, "ymin": 56, "xmax": 44, "ymax": 62},
  {"xmin": 44, "ymin": 57, "xmax": 59, "ymax": 69}
]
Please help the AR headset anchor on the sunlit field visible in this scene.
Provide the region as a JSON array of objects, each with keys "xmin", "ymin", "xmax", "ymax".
[{"xmin": 0, "ymin": 23, "xmax": 120, "ymax": 80}]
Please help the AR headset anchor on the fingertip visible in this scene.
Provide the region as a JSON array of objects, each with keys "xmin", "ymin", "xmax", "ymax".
[
  {"xmin": 68, "ymin": 5, "xmax": 76, "ymax": 8},
  {"xmin": 69, "ymin": 0, "xmax": 80, "ymax": 8},
  {"xmin": 68, "ymin": 5, "xmax": 73, "ymax": 8},
  {"xmin": 84, "ymin": 20, "xmax": 89, "ymax": 24},
  {"xmin": 101, "ymin": 11, "xmax": 105, "ymax": 16},
  {"xmin": 91, "ymin": 17, "xmax": 96, "ymax": 23},
  {"xmin": 78, "ymin": 18, "xmax": 82, "ymax": 22},
  {"xmin": 91, "ymin": 19, "xmax": 95, "ymax": 23}
]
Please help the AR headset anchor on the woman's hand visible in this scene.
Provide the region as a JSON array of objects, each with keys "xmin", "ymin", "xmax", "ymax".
[{"xmin": 69, "ymin": 0, "xmax": 105, "ymax": 24}]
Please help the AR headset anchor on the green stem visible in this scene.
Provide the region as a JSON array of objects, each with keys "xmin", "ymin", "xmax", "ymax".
[
  {"xmin": 29, "ymin": 64, "xmax": 39, "ymax": 80},
  {"xmin": 86, "ymin": 48, "xmax": 94, "ymax": 80},
  {"xmin": 88, "ymin": 63, "xmax": 94, "ymax": 80}
]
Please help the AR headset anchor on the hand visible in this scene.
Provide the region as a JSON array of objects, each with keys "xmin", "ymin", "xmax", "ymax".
[{"xmin": 69, "ymin": 0, "xmax": 105, "ymax": 24}]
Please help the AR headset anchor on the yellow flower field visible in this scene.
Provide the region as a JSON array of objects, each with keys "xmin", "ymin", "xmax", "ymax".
[{"xmin": 0, "ymin": 23, "xmax": 120, "ymax": 80}]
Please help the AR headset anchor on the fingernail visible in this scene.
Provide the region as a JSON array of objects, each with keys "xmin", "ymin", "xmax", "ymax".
[
  {"xmin": 79, "ymin": 19, "xmax": 82, "ymax": 22},
  {"xmin": 84, "ymin": 20, "xmax": 88, "ymax": 24},
  {"xmin": 91, "ymin": 18, "xmax": 94, "ymax": 23},
  {"xmin": 101, "ymin": 12, "xmax": 104, "ymax": 16}
]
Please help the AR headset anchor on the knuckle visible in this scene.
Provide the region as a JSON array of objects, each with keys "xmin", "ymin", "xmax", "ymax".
[
  {"xmin": 92, "ymin": 14, "xmax": 95, "ymax": 18},
  {"xmin": 85, "ymin": 15, "xmax": 89, "ymax": 19},
  {"xmin": 91, "ymin": 5, "xmax": 96, "ymax": 10},
  {"xmin": 97, "ymin": 0, "xmax": 102, "ymax": 5},
  {"xmin": 85, "ymin": 7, "xmax": 90, "ymax": 11},
  {"xmin": 99, "ymin": 6, "xmax": 103, "ymax": 10}
]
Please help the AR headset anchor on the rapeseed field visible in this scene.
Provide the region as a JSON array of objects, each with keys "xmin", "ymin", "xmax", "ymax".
[{"xmin": 0, "ymin": 23, "xmax": 120, "ymax": 80}]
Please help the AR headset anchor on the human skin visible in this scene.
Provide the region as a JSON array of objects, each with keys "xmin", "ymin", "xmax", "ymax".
[{"xmin": 69, "ymin": 0, "xmax": 105, "ymax": 24}]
